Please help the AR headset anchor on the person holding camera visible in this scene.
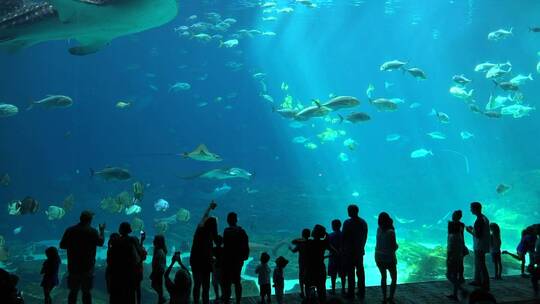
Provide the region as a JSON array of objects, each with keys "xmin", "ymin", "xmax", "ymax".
[{"xmin": 166, "ymin": 251, "xmax": 192, "ymax": 304}]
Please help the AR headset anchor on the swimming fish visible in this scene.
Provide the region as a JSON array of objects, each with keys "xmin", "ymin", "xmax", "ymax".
[
  {"xmin": 430, "ymin": 109, "xmax": 450, "ymax": 123},
  {"xmin": 13, "ymin": 226, "xmax": 23, "ymax": 235},
  {"xmin": 184, "ymin": 168, "xmax": 253, "ymax": 180},
  {"xmin": 28, "ymin": 95, "xmax": 73, "ymax": 110},
  {"xmin": 366, "ymin": 84, "xmax": 375, "ymax": 98},
  {"xmin": 487, "ymin": 28, "xmax": 513, "ymax": 41},
  {"xmin": 493, "ymin": 81, "xmax": 519, "ymax": 91},
  {"xmin": 486, "ymin": 64, "xmax": 512, "ymax": 79},
  {"xmin": 0, "ymin": 0, "xmax": 178, "ymax": 55},
  {"xmin": 385, "ymin": 134, "xmax": 401, "ymax": 142},
  {"xmin": 169, "ymin": 82, "xmax": 191, "ymax": 92},
  {"xmin": 125, "ymin": 204, "xmax": 142, "ymax": 215},
  {"xmin": 154, "ymin": 199, "xmax": 170, "ymax": 212},
  {"xmin": 460, "ymin": 131, "xmax": 474, "ymax": 140},
  {"xmin": 220, "ymin": 39, "xmax": 239, "ymax": 48},
  {"xmin": 410, "ymin": 149, "xmax": 433, "ymax": 158},
  {"xmin": 427, "ymin": 131, "xmax": 446, "ymax": 140},
  {"xmin": 409, "ymin": 102, "xmax": 421, "ymax": 109},
  {"xmin": 452, "ymin": 75, "xmax": 472, "ymax": 85},
  {"xmin": 91, "ymin": 167, "xmax": 132, "ymax": 181},
  {"xmin": 0, "ymin": 103, "xmax": 19, "ymax": 117},
  {"xmin": 0, "ymin": 174, "xmax": 10, "ymax": 186},
  {"xmin": 295, "ymin": 101, "xmax": 332, "ymax": 120},
  {"xmin": 339, "ymin": 112, "xmax": 371, "ymax": 123},
  {"xmin": 395, "ymin": 216, "xmax": 416, "ymax": 224},
  {"xmin": 343, "ymin": 138, "xmax": 357, "ymax": 150},
  {"xmin": 406, "ymin": 67, "xmax": 427, "ymax": 79},
  {"xmin": 496, "ymin": 183, "xmax": 511, "ymax": 194},
  {"xmin": 183, "ymin": 144, "xmax": 222, "ymax": 162},
  {"xmin": 500, "ymin": 104, "xmax": 535, "ymax": 118},
  {"xmin": 486, "ymin": 94, "xmax": 513, "ymax": 111},
  {"xmin": 449, "ymin": 86, "xmax": 474, "ymax": 100},
  {"xmin": 116, "ymin": 101, "xmax": 131, "ymax": 109},
  {"xmin": 380, "ymin": 60, "xmax": 407, "ymax": 71},
  {"xmin": 322, "ymin": 96, "xmax": 360, "ymax": 111},
  {"xmin": 292, "ymin": 136, "xmax": 309, "ymax": 144},
  {"xmin": 509, "ymin": 74, "xmax": 533, "ymax": 86},
  {"xmin": 369, "ymin": 98, "xmax": 398, "ymax": 112},
  {"xmin": 273, "ymin": 107, "xmax": 298, "ymax": 119},
  {"xmin": 338, "ymin": 152, "xmax": 349, "ymax": 162},
  {"xmin": 45, "ymin": 206, "xmax": 66, "ymax": 221},
  {"xmin": 474, "ymin": 62, "xmax": 497, "ymax": 73},
  {"xmin": 304, "ymin": 142, "xmax": 318, "ymax": 150}
]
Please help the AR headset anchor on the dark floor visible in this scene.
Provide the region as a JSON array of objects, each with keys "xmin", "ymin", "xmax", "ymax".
[{"xmin": 241, "ymin": 276, "xmax": 539, "ymax": 304}]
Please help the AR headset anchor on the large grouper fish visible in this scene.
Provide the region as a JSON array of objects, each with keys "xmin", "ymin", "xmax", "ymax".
[{"xmin": 0, "ymin": 0, "xmax": 179, "ymax": 55}]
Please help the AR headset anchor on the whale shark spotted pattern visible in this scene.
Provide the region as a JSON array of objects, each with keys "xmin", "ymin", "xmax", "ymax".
[{"xmin": 0, "ymin": 0, "xmax": 178, "ymax": 55}]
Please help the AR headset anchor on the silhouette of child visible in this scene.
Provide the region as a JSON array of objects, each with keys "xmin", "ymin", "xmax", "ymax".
[
  {"xmin": 289, "ymin": 228, "xmax": 310, "ymax": 298},
  {"xmin": 41, "ymin": 246, "xmax": 60, "ymax": 304},
  {"xmin": 273, "ymin": 256, "xmax": 289, "ymax": 304},
  {"xmin": 165, "ymin": 251, "xmax": 192, "ymax": 304},
  {"xmin": 151, "ymin": 235, "xmax": 168, "ymax": 304},
  {"xmin": 328, "ymin": 219, "xmax": 345, "ymax": 295},
  {"xmin": 490, "ymin": 223, "xmax": 502, "ymax": 280},
  {"xmin": 447, "ymin": 219, "xmax": 465, "ymax": 300},
  {"xmin": 212, "ymin": 235, "xmax": 224, "ymax": 302},
  {"xmin": 255, "ymin": 252, "xmax": 272, "ymax": 304}
]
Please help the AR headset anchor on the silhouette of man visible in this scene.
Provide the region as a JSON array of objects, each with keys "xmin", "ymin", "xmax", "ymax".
[
  {"xmin": 60, "ymin": 211, "xmax": 105, "ymax": 304},
  {"xmin": 222, "ymin": 212, "xmax": 249, "ymax": 304},
  {"xmin": 466, "ymin": 202, "xmax": 490, "ymax": 291},
  {"xmin": 342, "ymin": 204, "xmax": 368, "ymax": 300}
]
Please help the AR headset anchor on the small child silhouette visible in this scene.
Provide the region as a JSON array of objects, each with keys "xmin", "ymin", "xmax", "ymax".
[
  {"xmin": 255, "ymin": 252, "xmax": 272, "ymax": 304},
  {"xmin": 41, "ymin": 246, "xmax": 61, "ymax": 304}
]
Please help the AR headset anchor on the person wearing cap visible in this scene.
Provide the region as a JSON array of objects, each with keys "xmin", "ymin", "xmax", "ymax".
[{"xmin": 60, "ymin": 210, "xmax": 105, "ymax": 304}]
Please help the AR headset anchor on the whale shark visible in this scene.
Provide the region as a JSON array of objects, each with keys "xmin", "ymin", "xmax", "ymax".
[{"xmin": 0, "ymin": 0, "xmax": 179, "ymax": 55}]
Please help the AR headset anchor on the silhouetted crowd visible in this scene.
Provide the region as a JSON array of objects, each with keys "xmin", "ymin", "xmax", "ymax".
[{"xmin": 1, "ymin": 201, "xmax": 539, "ymax": 304}]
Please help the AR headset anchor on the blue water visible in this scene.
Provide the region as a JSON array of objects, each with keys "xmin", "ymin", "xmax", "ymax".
[{"xmin": 1, "ymin": 0, "xmax": 540, "ymax": 294}]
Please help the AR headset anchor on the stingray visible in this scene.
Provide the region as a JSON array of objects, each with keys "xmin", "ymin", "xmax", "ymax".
[
  {"xmin": 183, "ymin": 144, "xmax": 222, "ymax": 162},
  {"xmin": 183, "ymin": 168, "xmax": 253, "ymax": 180},
  {"xmin": 0, "ymin": 0, "xmax": 178, "ymax": 55}
]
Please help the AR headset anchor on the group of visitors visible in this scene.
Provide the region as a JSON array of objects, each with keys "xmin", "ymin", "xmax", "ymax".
[
  {"xmin": 445, "ymin": 202, "xmax": 540, "ymax": 302},
  {"xmin": 0, "ymin": 200, "xmax": 539, "ymax": 304}
]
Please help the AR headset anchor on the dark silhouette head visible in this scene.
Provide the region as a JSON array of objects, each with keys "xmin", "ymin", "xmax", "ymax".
[
  {"xmin": 108, "ymin": 233, "xmax": 120, "ymax": 248},
  {"xmin": 312, "ymin": 224, "xmax": 326, "ymax": 239},
  {"xmin": 118, "ymin": 222, "xmax": 132, "ymax": 236},
  {"xmin": 275, "ymin": 256, "xmax": 289, "ymax": 268},
  {"xmin": 489, "ymin": 223, "xmax": 500, "ymax": 237},
  {"xmin": 378, "ymin": 212, "xmax": 394, "ymax": 231},
  {"xmin": 301, "ymin": 228, "xmax": 310, "ymax": 239},
  {"xmin": 470, "ymin": 202, "xmax": 482, "ymax": 215},
  {"xmin": 79, "ymin": 210, "xmax": 94, "ymax": 225},
  {"xmin": 215, "ymin": 234, "xmax": 223, "ymax": 247},
  {"xmin": 204, "ymin": 216, "xmax": 218, "ymax": 238},
  {"xmin": 331, "ymin": 219, "xmax": 341, "ymax": 232},
  {"xmin": 227, "ymin": 212, "xmax": 238, "ymax": 226},
  {"xmin": 260, "ymin": 252, "xmax": 270, "ymax": 264},
  {"xmin": 452, "ymin": 210, "xmax": 463, "ymax": 221},
  {"xmin": 153, "ymin": 234, "xmax": 167, "ymax": 255},
  {"xmin": 347, "ymin": 204, "xmax": 359, "ymax": 218},
  {"xmin": 45, "ymin": 246, "xmax": 60, "ymax": 264},
  {"xmin": 468, "ymin": 288, "xmax": 496, "ymax": 304}
]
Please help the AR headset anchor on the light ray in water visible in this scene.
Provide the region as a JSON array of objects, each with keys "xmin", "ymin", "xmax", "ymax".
[{"xmin": 440, "ymin": 149, "xmax": 470, "ymax": 174}]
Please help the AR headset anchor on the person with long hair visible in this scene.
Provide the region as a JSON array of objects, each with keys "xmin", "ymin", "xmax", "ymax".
[
  {"xmin": 375, "ymin": 212, "xmax": 398, "ymax": 304},
  {"xmin": 190, "ymin": 201, "xmax": 218, "ymax": 304},
  {"xmin": 490, "ymin": 223, "xmax": 502, "ymax": 280},
  {"xmin": 151, "ymin": 235, "xmax": 168, "ymax": 304}
]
